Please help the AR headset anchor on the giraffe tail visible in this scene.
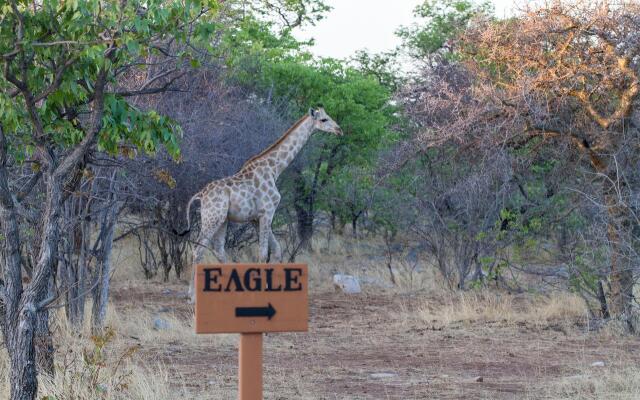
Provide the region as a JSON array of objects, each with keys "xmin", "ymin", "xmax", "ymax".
[{"xmin": 174, "ymin": 192, "xmax": 201, "ymax": 236}]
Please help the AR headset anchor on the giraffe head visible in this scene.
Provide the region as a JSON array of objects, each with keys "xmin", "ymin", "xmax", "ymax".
[{"xmin": 309, "ymin": 107, "xmax": 343, "ymax": 136}]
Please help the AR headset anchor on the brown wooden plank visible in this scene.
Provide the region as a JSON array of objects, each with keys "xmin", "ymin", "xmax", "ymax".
[{"xmin": 195, "ymin": 263, "xmax": 309, "ymax": 334}]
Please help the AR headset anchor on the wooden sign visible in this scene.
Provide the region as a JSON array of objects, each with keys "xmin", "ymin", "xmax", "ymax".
[{"xmin": 194, "ymin": 263, "xmax": 309, "ymax": 334}]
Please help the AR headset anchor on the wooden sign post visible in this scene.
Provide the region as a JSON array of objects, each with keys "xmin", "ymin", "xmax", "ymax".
[{"xmin": 195, "ymin": 263, "xmax": 309, "ymax": 400}]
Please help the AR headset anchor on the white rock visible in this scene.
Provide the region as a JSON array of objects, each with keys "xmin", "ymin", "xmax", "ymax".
[
  {"xmin": 590, "ymin": 361, "xmax": 605, "ymax": 367},
  {"xmin": 370, "ymin": 373, "xmax": 397, "ymax": 379},
  {"xmin": 153, "ymin": 317, "xmax": 171, "ymax": 331},
  {"xmin": 333, "ymin": 274, "xmax": 361, "ymax": 294}
]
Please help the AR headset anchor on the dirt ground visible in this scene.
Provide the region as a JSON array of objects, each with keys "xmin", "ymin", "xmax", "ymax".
[{"xmin": 110, "ymin": 281, "xmax": 640, "ymax": 400}]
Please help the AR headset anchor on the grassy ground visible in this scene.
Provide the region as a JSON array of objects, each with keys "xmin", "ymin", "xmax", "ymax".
[{"xmin": 1, "ymin": 235, "xmax": 639, "ymax": 399}]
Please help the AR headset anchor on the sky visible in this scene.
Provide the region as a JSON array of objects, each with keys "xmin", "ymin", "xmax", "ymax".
[{"xmin": 296, "ymin": 0, "xmax": 516, "ymax": 60}]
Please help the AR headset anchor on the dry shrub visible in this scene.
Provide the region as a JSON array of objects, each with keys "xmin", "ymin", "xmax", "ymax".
[
  {"xmin": 420, "ymin": 291, "xmax": 588, "ymax": 327},
  {"xmin": 0, "ymin": 329, "xmax": 176, "ymax": 400},
  {"xmin": 110, "ymin": 235, "xmax": 152, "ymax": 282},
  {"xmin": 0, "ymin": 302, "xmax": 221, "ymax": 399}
]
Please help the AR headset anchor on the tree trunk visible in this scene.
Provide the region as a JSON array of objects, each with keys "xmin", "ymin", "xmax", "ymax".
[
  {"xmin": 0, "ymin": 201, "xmax": 41, "ymax": 400},
  {"xmin": 35, "ymin": 314, "xmax": 54, "ymax": 377},
  {"xmin": 605, "ymin": 194, "xmax": 634, "ymax": 319},
  {"xmin": 91, "ymin": 214, "xmax": 116, "ymax": 334},
  {"xmin": 8, "ymin": 308, "xmax": 38, "ymax": 400},
  {"xmin": 8, "ymin": 173, "xmax": 62, "ymax": 400},
  {"xmin": 351, "ymin": 216, "xmax": 357, "ymax": 238},
  {"xmin": 157, "ymin": 232, "xmax": 171, "ymax": 282},
  {"xmin": 293, "ymin": 170, "xmax": 314, "ymax": 252},
  {"xmin": 171, "ymin": 237, "xmax": 187, "ymax": 280},
  {"xmin": 597, "ymin": 280, "xmax": 610, "ymax": 319},
  {"xmin": 59, "ymin": 199, "xmax": 89, "ymax": 329},
  {"xmin": 34, "ymin": 277, "xmax": 55, "ymax": 376},
  {"xmin": 91, "ymin": 203, "xmax": 121, "ymax": 334},
  {"xmin": 590, "ymin": 152, "xmax": 635, "ymax": 327},
  {"xmin": 292, "ymin": 151, "xmax": 330, "ymax": 253},
  {"xmin": 295, "ymin": 205, "xmax": 314, "ymax": 251},
  {"xmin": 0, "ymin": 129, "xmax": 40, "ymax": 400}
]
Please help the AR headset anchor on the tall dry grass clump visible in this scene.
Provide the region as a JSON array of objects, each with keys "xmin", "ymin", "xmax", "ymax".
[
  {"xmin": 0, "ymin": 305, "xmax": 192, "ymax": 399},
  {"xmin": 0, "ymin": 330, "xmax": 177, "ymax": 399},
  {"xmin": 419, "ymin": 291, "xmax": 589, "ymax": 327},
  {"xmin": 531, "ymin": 365, "xmax": 640, "ymax": 400}
]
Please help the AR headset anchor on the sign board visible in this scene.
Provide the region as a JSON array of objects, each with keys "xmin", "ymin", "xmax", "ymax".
[{"xmin": 195, "ymin": 263, "xmax": 308, "ymax": 334}]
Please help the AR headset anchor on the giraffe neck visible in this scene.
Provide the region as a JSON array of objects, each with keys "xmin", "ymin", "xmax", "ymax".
[{"xmin": 252, "ymin": 116, "xmax": 315, "ymax": 178}]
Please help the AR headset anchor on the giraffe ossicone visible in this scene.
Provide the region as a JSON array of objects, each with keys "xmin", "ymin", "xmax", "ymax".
[{"xmin": 183, "ymin": 107, "xmax": 342, "ymax": 299}]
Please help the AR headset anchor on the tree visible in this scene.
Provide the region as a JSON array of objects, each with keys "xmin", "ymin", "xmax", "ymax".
[
  {"xmin": 237, "ymin": 0, "xmax": 330, "ymax": 31},
  {"xmin": 324, "ymin": 166, "xmax": 374, "ymax": 237},
  {"xmin": 351, "ymin": 50, "xmax": 404, "ymax": 92},
  {"xmin": 406, "ymin": 1, "xmax": 640, "ymax": 328},
  {"xmin": 396, "ymin": 0, "xmax": 492, "ymax": 61},
  {"xmin": 0, "ymin": 1, "xmax": 216, "ymax": 398}
]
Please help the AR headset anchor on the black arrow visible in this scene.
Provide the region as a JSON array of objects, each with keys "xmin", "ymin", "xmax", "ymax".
[{"xmin": 235, "ymin": 303, "xmax": 276, "ymax": 320}]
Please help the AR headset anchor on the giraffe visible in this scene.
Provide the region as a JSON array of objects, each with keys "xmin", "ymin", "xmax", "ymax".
[{"xmin": 181, "ymin": 107, "xmax": 342, "ymax": 298}]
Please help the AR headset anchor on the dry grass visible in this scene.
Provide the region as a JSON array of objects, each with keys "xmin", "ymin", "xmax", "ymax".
[
  {"xmin": 418, "ymin": 291, "xmax": 589, "ymax": 328},
  {"xmin": 0, "ymin": 334, "xmax": 177, "ymax": 400},
  {"xmin": 0, "ymin": 298, "xmax": 236, "ymax": 399},
  {"xmin": 36, "ymin": 359, "xmax": 177, "ymax": 400},
  {"xmin": 529, "ymin": 365, "xmax": 640, "ymax": 399},
  {"xmin": 0, "ymin": 304, "xmax": 193, "ymax": 399},
  {"xmin": 1, "ymin": 232, "xmax": 638, "ymax": 399}
]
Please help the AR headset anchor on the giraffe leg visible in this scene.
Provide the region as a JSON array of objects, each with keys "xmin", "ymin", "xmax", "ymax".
[
  {"xmin": 189, "ymin": 215, "xmax": 227, "ymax": 302},
  {"xmin": 252, "ymin": 220, "xmax": 275, "ymax": 262},
  {"xmin": 268, "ymin": 231, "xmax": 282, "ymax": 262},
  {"xmin": 211, "ymin": 220, "xmax": 228, "ymax": 263},
  {"xmin": 191, "ymin": 233, "xmax": 210, "ymax": 264},
  {"xmin": 258, "ymin": 215, "xmax": 272, "ymax": 263},
  {"xmin": 189, "ymin": 227, "xmax": 215, "ymax": 303}
]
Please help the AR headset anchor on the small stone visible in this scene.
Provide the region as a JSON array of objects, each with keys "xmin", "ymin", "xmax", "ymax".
[
  {"xmin": 474, "ymin": 376, "xmax": 484, "ymax": 382},
  {"xmin": 153, "ymin": 317, "xmax": 171, "ymax": 331},
  {"xmin": 333, "ymin": 274, "xmax": 362, "ymax": 294},
  {"xmin": 157, "ymin": 306, "xmax": 170, "ymax": 313},
  {"xmin": 591, "ymin": 361, "xmax": 605, "ymax": 367},
  {"xmin": 370, "ymin": 373, "xmax": 397, "ymax": 379}
]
